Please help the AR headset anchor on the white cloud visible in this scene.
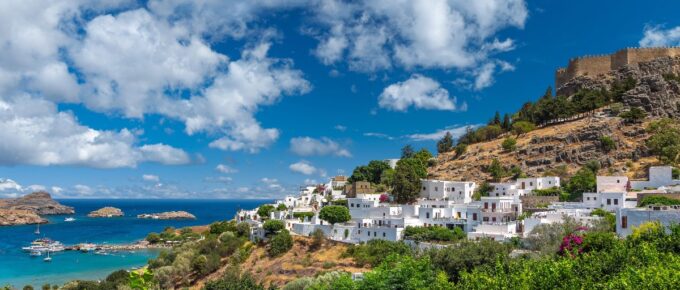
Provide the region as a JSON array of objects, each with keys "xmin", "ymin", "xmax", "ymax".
[
  {"xmin": 640, "ymin": 25, "xmax": 680, "ymax": 47},
  {"xmin": 312, "ymin": 0, "xmax": 527, "ymax": 74},
  {"xmin": 289, "ymin": 137, "xmax": 351, "ymax": 157},
  {"xmin": 334, "ymin": 125, "xmax": 347, "ymax": 131},
  {"xmin": 142, "ymin": 174, "xmax": 160, "ymax": 182},
  {"xmin": 261, "ymin": 177, "xmax": 279, "ymax": 184},
  {"xmin": 0, "ymin": 95, "xmax": 189, "ymax": 168},
  {"xmin": 289, "ymin": 160, "xmax": 317, "ymax": 175},
  {"xmin": 0, "ymin": 178, "xmax": 23, "ymax": 192},
  {"xmin": 379, "ymin": 75, "xmax": 460, "ymax": 111},
  {"xmin": 406, "ymin": 124, "xmax": 482, "ymax": 141},
  {"xmin": 216, "ymin": 164, "xmax": 238, "ymax": 174},
  {"xmin": 304, "ymin": 178, "xmax": 318, "ymax": 185}
]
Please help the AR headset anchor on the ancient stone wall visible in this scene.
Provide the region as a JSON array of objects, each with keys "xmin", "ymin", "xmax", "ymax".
[{"xmin": 555, "ymin": 47, "xmax": 680, "ymax": 89}]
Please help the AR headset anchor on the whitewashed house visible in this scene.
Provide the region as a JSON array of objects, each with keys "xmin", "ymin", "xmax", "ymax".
[
  {"xmin": 616, "ymin": 205, "xmax": 680, "ymax": 237},
  {"xmin": 596, "ymin": 176, "xmax": 629, "ymax": 193},
  {"xmin": 420, "ymin": 180, "xmax": 476, "ymax": 204},
  {"xmin": 630, "ymin": 166, "xmax": 680, "ymax": 190}
]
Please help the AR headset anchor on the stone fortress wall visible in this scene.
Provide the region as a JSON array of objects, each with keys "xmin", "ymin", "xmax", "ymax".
[{"xmin": 556, "ymin": 47, "xmax": 680, "ymax": 88}]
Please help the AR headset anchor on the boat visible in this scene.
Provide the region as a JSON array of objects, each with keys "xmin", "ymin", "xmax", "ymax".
[
  {"xmin": 34, "ymin": 224, "xmax": 40, "ymax": 235},
  {"xmin": 30, "ymin": 250, "xmax": 42, "ymax": 257},
  {"xmin": 22, "ymin": 238, "xmax": 65, "ymax": 253},
  {"xmin": 64, "ymin": 217, "xmax": 76, "ymax": 222},
  {"xmin": 44, "ymin": 251, "xmax": 52, "ymax": 262}
]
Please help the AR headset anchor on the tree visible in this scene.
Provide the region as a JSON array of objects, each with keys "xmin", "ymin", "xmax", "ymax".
[
  {"xmin": 502, "ymin": 113, "xmax": 511, "ymax": 130},
  {"xmin": 426, "ymin": 239, "xmax": 511, "ymax": 282},
  {"xmin": 491, "ymin": 111, "xmax": 501, "ymax": 125},
  {"xmin": 646, "ymin": 118, "xmax": 680, "ymax": 164},
  {"xmin": 146, "ymin": 232, "xmax": 161, "ymax": 244},
  {"xmin": 512, "ymin": 121, "xmax": 536, "ymax": 136},
  {"xmin": 414, "ymin": 148, "xmax": 433, "ymax": 166},
  {"xmin": 454, "ymin": 143, "xmax": 467, "ymax": 158},
  {"xmin": 349, "ymin": 160, "xmax": 391, "ymax": 184},
  {"xmin": 235, "ymin": 222, "xmax": 251, "ymax": 237},
  {"xmin": 502, "ymin": 137, "xmax": 517, "ymax": 152},
  {"xmin": 392, "ymin": 158, "xmax": 427, "ymax": 203},
  {"xmin": 619, "ymin": 107, "xmax": 646, "ymax": 123},
  {"xmin": 488, "ymin": 158, "xmax": 506, "ymax": 182},
  {"xmin": 310, "ymin": 228, "xmax": 325, "ymax": 251},
  {"xmin": 263, "ymin": 220, "xmax": 285, "ymax": 235},
  {"xmin": 600, "ymin": 136, "xmax": 616, "ymax": 153},
  {"xmin": 257, "ymin": 204, "xmax": 275, "ymax": 219},
  {"xmin": 319, "ymin": 205, "xmax": 351, "ymax": 225},
  {"xmin": 437, "ymin": 132, "xmax": 454, "ymax": 153},
  {"xmin": 276, "ymin": 203, "xmax": 287, "ymax": 211},
  {"xmin": 565, "ymin": 166, "xmax": 596, "ymax": 201},
  {"xmin": 380, "ymin": 168, "xmax": 396, "ymax": 186},
  {"xmin": 401, "ymin": 145, "xmax": 415, "ymax": 159},
  {"xmin": 268, "ymin": 229, "xmax": 293, "ymax": 257}
]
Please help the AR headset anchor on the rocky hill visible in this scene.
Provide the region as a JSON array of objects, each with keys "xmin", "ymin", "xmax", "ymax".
[
  {"xmin": 0, "ymin": 191, "xmax": 74, "ymax": 215},
  {"xmin": 431, "ymin": 56, "xmax": 680, "ymax": 183},
  {"xmin": 88, "ymin": 207, "xmax": 124, "ymax": 218}
]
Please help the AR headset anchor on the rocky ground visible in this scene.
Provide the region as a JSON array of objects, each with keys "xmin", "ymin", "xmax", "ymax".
[
  {"xmin": 88, "ymin": 206, "xmax": 124, "ymax": 218},
  {"xmin": 432, "ymin": 56, "xmax": 680, "ymax": 184}
]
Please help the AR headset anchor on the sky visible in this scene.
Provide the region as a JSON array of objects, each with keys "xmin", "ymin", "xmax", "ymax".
[{"xmin": 1, "ymin": 0, "xmax": 680, "ymax": 199}]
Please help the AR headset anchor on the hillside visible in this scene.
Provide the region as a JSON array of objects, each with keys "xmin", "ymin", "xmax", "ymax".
[
  {"xmin": 192, "ymin": 236, "xmax": 366, "ymax": 289},
  {"xmin": 431, "ymin": 55, "xmax": 680, "ymax": 183}
]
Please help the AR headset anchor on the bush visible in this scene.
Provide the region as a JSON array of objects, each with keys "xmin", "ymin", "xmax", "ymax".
[
  {"xmin": 276, "ymin": 203, "xmax": 287, "ymax": 211},
  {"xmin": 292, "ymin": 211, "xmax": 315, "ymax": 221},
  {"xmin": 512, "ymin": 121, "xmax": 536, "ymax": 136},
  {"xmin": 209, "ymin": 220, "xmax": 236, "ymax": 235},
  {"xmin": 426, "ymin": 239, "xmax": 511, "ymax": 282},
  {"xmin": 646, "ymin": 118, "xmax": 680, "ymax": 164},
  {"xmin": 619, "ymin": 107, "xmax": 646, "ymax": 123},
  {"xmin": 256, "ymin": 204, "xmax": 275, "ymax": 219},
  {"xmin": 344, "ymin": 240, "xmax": 412, "ymax": 267},
  {"xmin": 310, "ymin": 228, "xmax": 325, "ymax": 251},
  {"xmin": 145, "ymin": 232, "xmax": 161, "ymax": 244},
  {"xmin": 600, "ymin": 136, "xmax": 616, "ymax": 152},
  {"xmin": 591, "ymin": 208, "xmax": 616, "ymax": 232},
  {"xmin": 235, "ymin": 222, "xmax": 250, "ymax": 237},
  {"xmin": 404, "ymin": 226, "xmax": 465, "ymax": 242},
  {"xmin": 204, "ymin": 266, "xmax": 265, "ymax": 290},
  {"xmin": 454, "ymin": 143, "xmax": 467, "ymax": 158},
  {"xmin": 639, "ymin": 195, "xmax": 680, "ymax": 207},
  {"xmin": 263, "ymin": 220, "xmax": 285, "ymax": 235},
  {"xmin": 502, "ymin": 137, "xmax": 517, "ymax": 151},
  {"xmin": 268, "ymin": 229, "xmax": 293, "ymax": 257},
  {"xmin": 319, "ymin": 205, "xmax": 351, "ymax": 225}
]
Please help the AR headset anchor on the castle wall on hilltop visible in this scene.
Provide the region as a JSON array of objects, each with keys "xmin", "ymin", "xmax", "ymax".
[{"xmin": 555, "ymin": 47, "xmax": 680, "ymax": 89}]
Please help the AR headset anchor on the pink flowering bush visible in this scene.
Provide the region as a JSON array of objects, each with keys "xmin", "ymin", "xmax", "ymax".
[{"xmin": 379, "ymin": 194, "xmax": 390, "ymax": 203}]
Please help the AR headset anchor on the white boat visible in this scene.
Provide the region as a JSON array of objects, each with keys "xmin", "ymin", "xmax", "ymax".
[
  {"xmin": 44, "ymin": 251, "xmax": 52, "ymax": 262},
  {"xmin": 22, "ymin": 238, "xmax": 65, "ymax": 253},
  {"xmin": 64, "ymin": 217, "xmax": 76, "ymax": 222},
  {"xmin": 34, "ymin": 224, "xmax": 40, "ymax": 235},
  {"xmin": 30, "ymin": 250, "xmax": 42, "ymax": 257}
]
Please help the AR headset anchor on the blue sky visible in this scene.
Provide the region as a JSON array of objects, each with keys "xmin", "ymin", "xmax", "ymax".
[{"xmin": 1, "ymin": 0, "xmax": 680, "ymax": 199}]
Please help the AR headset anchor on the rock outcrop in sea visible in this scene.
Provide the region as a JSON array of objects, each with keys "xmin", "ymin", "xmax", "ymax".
[
  {"xmin": 137, "ymin": 211, "xmax": 196, "ymax": 220},
  {"xmin": 88, "ymin": 207, "xmax": 124, "ymax": 218},
  {"xmin": 0, "ymin": 192, "xmax": 74, "ymax": 226}
]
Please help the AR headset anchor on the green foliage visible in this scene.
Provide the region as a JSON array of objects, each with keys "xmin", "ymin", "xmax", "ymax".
[
  {"xmin": 276, "ymin": 203, "xmax": 287, "ymax": 211},
  {"xmin": 501, "ymin": 137, "xmax": 517, "ymax": 151},
  {"xmin": 283, "ymin": 271, "xmax": 350, "ymax": 290},
  {"xmin": 674, "ymin": 167, "xmax": 680, "ymax": 179},
  {"xmin": 511, "ymin": 120, "xmax": 536, "ymax": 136},
  {"xmin": 454, "ymin": 143, "xmax": 467, "ymax": 158},
  {"xmin": 350, "ymin": 255, "xmax": 453, "ymax": 290},
  {"xmin": 129, "ymin": 268, "xmax": 154, "ymax": 290},
  {"xmin": 600, "ymin": 135, "xmax": 616, "ymax": 153},
  {"xmin": 263, "ymin": 220, "xmax": 285, "ymax": 235},
  {"xmin": 639, "ymin": 195, "xmax": 680, "ymax": 206},
  {"xmin": 565, "ymin": 166, "xmax": 596, "ymax": 201},
  {"xmin": 348, "ymin": 160, "xmax": 391, "ymax": 184},
  {"xmin": 268, "ymin": 229, "xmax": 293, "ymax": 257},
  {"xmin": 437, "ymin": 131, "xmax": 454, "ymax": 154},
  {"xmin": 663, "ymin": 73, "xmax": 680, "ymax": 83},
  {"xmin": 392, "ymin": 157, "xmax": 427, "ymax": 204},
  {"xmin": 404, "ymin": 226, "xmax": 465, "ymax": 242},
  {"xmin": 646, "ymin": 118, "xmax": 680, "ymax": 164},
  {"xmin": 426, "ymin": 239, "xmax": 511, "ymax": 282},
  {"xmin": 235, "ymin": 222, "xmax": 251, "ymax": 237},
  {"xmin": 192, "ymin": 253, "xmax": 221, "ymax": 276},
  {"xmin": 256, "ymin": 204, "xmax": 275, "ymax": 219},
  {"xmin": 487, "ymin": 158, "xmax": 506, "ymax": 182},
  {"xmin": 209, "ymin": 220, "xmax": 237, "ymax": 235},
  {"xmin": 533, "ymin": 187, "xmax": 570, "ymax": 201},
  {"xmin": 591, "ymin": 208, "xmax": 616, "ymax": 232},
  {"xmin": 401, "ymin": 145, "xmax": 415, "ymax": 159},
  {"xmin": 344, "ymin": 240, "xmax": 413, "ymax": 267},
  {"xmin": 474, "ymin": 182, "xmax": 494, "ymax": 200},
  {"xmin": 319, "ymin": 205, "xmax": 351, "ymax": 225},
  {"xmin": 293, "ymin": 211, "xmax": 315, "ymax": 221},
  {"xmin": 145, "ymin": 232, "xmax": 160, "ymax": 244},
  {"xmin": 619, "ymin": 106, "xmax": 647, "ymax": 123}
]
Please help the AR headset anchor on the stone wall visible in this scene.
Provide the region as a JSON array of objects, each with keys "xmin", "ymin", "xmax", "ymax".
[{"xmin": 555, "ymin": 47, "xmax": 680, "ymax": 89}]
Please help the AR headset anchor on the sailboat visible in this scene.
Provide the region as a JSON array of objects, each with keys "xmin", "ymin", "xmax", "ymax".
[
  {"xmin": 44, "ymin": 251, "xmax": 52, "ymax": 262},
  {"xmin": 34, "ymin": 224, "xmax": 40, "ymax": 235}
]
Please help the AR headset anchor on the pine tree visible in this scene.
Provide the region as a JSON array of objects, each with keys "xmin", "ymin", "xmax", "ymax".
[
  {"xmin": 437, "ymin": 132, "xmax": 454, "ymax": 153},
  {"xmin": 492, "ymin": 111, "xmax": 501, "ymax": 125},
  {"xmin": 502, "ymin": 113, "xmax": 511, "ymax": 130}
]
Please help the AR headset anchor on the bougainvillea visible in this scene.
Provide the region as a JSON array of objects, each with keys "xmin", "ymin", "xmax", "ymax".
[
  {"xmin": 559, "ymin": 227, "xmax": 587, "ymax": 257},
  {"xmin": 379, "ymin": 194, "xmax": 390, "ymax": 203}
]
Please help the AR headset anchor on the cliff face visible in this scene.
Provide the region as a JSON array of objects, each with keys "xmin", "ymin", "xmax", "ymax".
[
  {"xmin": 0, "ymin": 191, "xmax": 74, "ymax": 215},
  {"xmin": 0, "ymin": 209, "xmax": 47, "ymax": 226},
  {"xmin": 432, "ymin": 56, "xmax": 680, "ymax": 184}
]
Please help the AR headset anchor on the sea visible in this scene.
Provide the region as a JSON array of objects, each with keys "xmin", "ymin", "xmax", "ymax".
[{"xmin": 0, "ymin": 199, "xmax": 272, "ymax": 288}]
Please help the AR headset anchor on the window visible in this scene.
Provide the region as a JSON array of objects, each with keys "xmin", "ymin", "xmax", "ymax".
[
  {"xmin": 530, "ymin": 182, "xmax": 533, "ymax": 186},
  {"xmin": 594, "ymin": 197, "xmax": 597, "ymax": 200},
  {"xmin": 484, "ymin": 202, "xmax": 488, "ymax": 209},
  {"xmin": 617, "ymin": 180, "xmax": 620, "ymax": 183},
  {"xmin": 622, "ymin": 216, "xmax": 628, "ymax": 228},
  {"xmin": 456, "ymin": 212, "xmax": 461, "ymax": 218},
  {"xmin": 614, "ymin": 199, "xmax": 618, "ymax": 205},
  {"xmin": 382, "ymin": 232, "xmax": 386, "ymax": 237},
  {"xmin": 426, "ymin": 212, "xmax": 430, "ymax": 219},
  {"xmin": 367, "ymin": 231, "xmax": 370, "ymax": 236},
  {"xmin": 587, "ymin": 197, "xmax": 590, "ymax": 201},
  {"xmin": 492, "ymin": 217, "xmax": 497, "ymax": 222},
  {"xmin": 423, "ymin": 186, "xmax": 426, "ymax": 190},
  {"xmin": 607, "ymin": 199, "xmax": 611, "ymax": 205},
  {"xmin": 483, "ymin": 217, "xmax": 489, "ymax": 222},
  {"xmin": 473, "ymin": 213, "xmax": 478, "ymax": 221},
  {"xmin": 435, "ymin": 186, "xmax": 438, "ymax": 191}
]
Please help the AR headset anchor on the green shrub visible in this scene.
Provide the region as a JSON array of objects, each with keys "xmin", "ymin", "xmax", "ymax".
[
  {"xmin": 319, "ymin": 205, "xmax": 351, "ymax": 225},
  {"xmin": 344, "ymin": 240, "xmax": 412, "ymax": 267},
  {"xmin": 502, "ymin": 137, "xmax": 517, "ymax": 151},
  {"xmin": 591, "ymin": 208, "xmax": 616, "ymax": 232},
  {"xmin": 404, "ymin": 226, "xmax": 465, "ymax": 242},
  {"xmin": 263, "ymin": 220, "xmax": 285, "ymax": 235},
  {"xmin": 639, "ymin": 195, "xmax": 680, "ymax": 207},
  {"xmin": 600, "ymin": 136, "xmax": 616, "ymax": 152},
  {"xmin": 292, "ymin": 211, "xmax": 315, "ymax": 221},
  {"xmin": 268, "ymin": 229, "xmax": 293, "ymax": 257}
]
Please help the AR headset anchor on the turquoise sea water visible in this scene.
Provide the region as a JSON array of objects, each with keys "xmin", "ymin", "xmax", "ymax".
[{"xmin": 0, "ymin": 199, "xmax": 271, "ymax": 288}]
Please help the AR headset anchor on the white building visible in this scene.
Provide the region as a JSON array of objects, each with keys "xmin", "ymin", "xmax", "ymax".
[
  {"xmin": 420, "ymin": 180, "xmax": 476, "ymax": 204},
  {"xmin": 384, "ymin": 159, "xmax": 399, "ymax": 169},
  {"xmin": 617, "ymin": 205, "xmax": 680, "ymax": 237},
  {"xmin": 523, "ymin": 209, "xmax": 600, "ymax": 237},
  {"xmin": 490, "ymin": 177, "xmax": 560, "ymax": 199},
  {"xmin": 596, "ymin": 176, "xmax": 629, "ymax": 193},
  {"xmin": 630, "ymin": 166, "xmax": 680, "ymax": 190}
]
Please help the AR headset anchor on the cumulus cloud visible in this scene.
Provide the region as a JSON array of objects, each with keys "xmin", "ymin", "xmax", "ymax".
[
  {"xmin": 379, "ymin": 75, "xmax": 460, "ymax": 111},
  {"xmin": 216, "ymin": 164, "xmax": 238, "ymax": 174},
  {"xmin": 289, "ymin": 137, "xmax": 351, "ymax": 157},
  {"xmin": 406, "ymin": 124, "xmax": 482, "ymax": 141},
  {"xmin": 640, "ymin": 25, "xmax": 680, "ymax": 47},
  {"xmin": 289, "ymin": 160, "xmax": 317, "ymax": 175},
  {"xmin": 311, "ymin": 0, "xmax": 527, "ymax": 74},
  {"xmin": 142, "ymin": 174, "xmax": 160, "ymax": 182},
  {"xmin": 0, "ymin": 96, "xmax": 189, "ymax": 168}
]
